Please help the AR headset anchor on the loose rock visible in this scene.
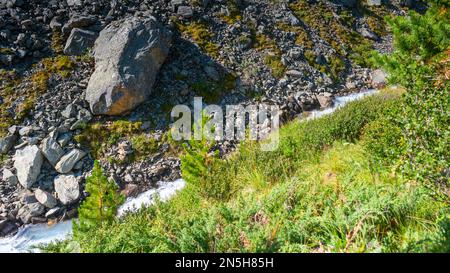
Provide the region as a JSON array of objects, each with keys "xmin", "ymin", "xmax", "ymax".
[
  {"xmin": 64, "ymin": 28, "xmax": 98, "ymax": 56},
  {"xmin": 55, "ymin": 149, "xmax": 86, "ymax": 174},
  {"xmin": 13, "ymin": 145, "xmax": 43, "ymax": 189},
  {"xmin": 85, "ymin": 15, "xmax": 172, "ymax": 115},
  {"xmin": 54, "ymin": 174, "xmax": 80, "ymax": 205},
  {"xmin": 34, "ymin": 189, "xmax": 58, "ymax": 208},
  {"xmin": 17, "ymin": 203, "xmax": 45, "ymax": 224},
  {"xmin": 2, "ymin": 169, "xmax": 18, "ymax": 186}
]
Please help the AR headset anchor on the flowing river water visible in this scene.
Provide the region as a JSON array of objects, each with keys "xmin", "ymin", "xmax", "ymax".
[{"xmin": 0, "ymin": 89, "xmax": 377, "ymax": 253}]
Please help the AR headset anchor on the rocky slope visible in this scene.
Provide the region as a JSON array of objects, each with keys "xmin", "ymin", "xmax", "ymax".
[{"xmin": 0, "ymin": 0, "xmax": 420, "ymax": 236}]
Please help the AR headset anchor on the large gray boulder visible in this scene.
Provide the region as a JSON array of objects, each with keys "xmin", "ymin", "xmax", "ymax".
[
  {"xmin": 64, "ymin": 28, "xmax": 98, "ymax": 56},
  {"xmin": 13, "ymin": 145, "xmax": 43, "ymax": 189},
  {"xmin": 85, "ymin": 15, "xmax": 172, "ymax": 116},
  {"xmin": 54, "ymin": 174, "xmax": 80, "ymax": 205}
]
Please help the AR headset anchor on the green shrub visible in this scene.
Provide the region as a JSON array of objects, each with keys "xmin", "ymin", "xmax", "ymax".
[
  {"xmin": 373, "ymin": 1, "xmax": 450, "ymax": 200},
  {"xmin": 362, "ymin": 118, "xmax": 404, "ymax": 166},
  {"xmin": 74, "ymin": 161, "xmax": 124, "ymax": 234},
  {"xmin": 131, "ymin": 134, "xmax": 159, "ymax": 160}
]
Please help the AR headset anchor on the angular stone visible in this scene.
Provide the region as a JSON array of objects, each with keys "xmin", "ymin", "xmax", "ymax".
[
  {"xmin": 77, "ymin": 108, "xmax": 93, "ymax": 122},
  {"xmin": 372, "ymin": 69, "xmax": 388, "ymax": 88},
  {"xmin": 62, "ymin": 14, "xmax": 97, "ymax": 35},
  {"xmin": 285, "ymin": 70, "xmax": 303, "ymax": 78},
  {"xmin": 35, "ymin": 189, "xmax": 58, "ymax": 209},
  {"xmin": 17, "ymin": 203, "xmax": 45, "ymax": 224},
  {"xmin": 121, "ymin": 183, "xmax": 139, "ymax": 198},
  {"xmin": 64, "ymin": 28, "xmax": 98, "ymax": 56},
  {"xmin": 55, "ymin": 149, "xmax": 86, "ymax": 174},
  {"xmin": 359, "ymin": 27, "xmax": 379, "ymax": 41},
  {"xmin": 367, "ymin": 0, "xmax": 381, "ymax": 6},
  {"xmin": 317, "ymin": 94, "xmax": 334, "ymax": 108},
  {"xmin": 85, "ymin": 15, "xmax": 172, "ymax": 115},
  {"xmin": 49, "ymin": 16, "xmax": 63, "ymax": 31},
  {"xmin": 20, "ymin": 191, "xmax": 37, "ymax": 204},
  {"xmin": 61, "ymin": 104, "xmax": 77, "ymax": 119},
  {"xmin": 41, "ymin": 137, "xmax": 65, "ymax": 166},
  {"xmin": 0, "ymin": 220, "xmax": 17, "ymax": 236},
  {"xmin": 177, "ymin": 6, "xmax": 194, "ymax": 18},
  {"xmin": 0, "ymin": 134, "xmax": 17, "ymax": 154},
  {"xmin": 45, "ymin": 207, "xmax": 61, "ymax": 218},
  {"xmin": 19, "ymin": 126, "xmax": 33, "ymax": 136},
  {"xmin": 54, "ymin": 174, "xmax": 80, "ymax": 205},
  {"xmin": 2, "ymin": 168, "xmax": 18, "ymax": 186},
  {"xmin": 13, "ymin": 145, "xmax": 43, "ymax": 189}
]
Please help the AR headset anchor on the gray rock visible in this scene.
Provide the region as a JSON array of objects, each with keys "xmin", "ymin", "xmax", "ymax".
[
  {"xmin": 19, "ymin": 126, "xmax": 32, "ymax": 136},
  {"xmin": 177, "ymin": 6, "xmax": 194, "ymax": 18},
  {"xmin": 55, "ymin": 149, "xmax": 86, "ymax": 174},
  {"xmin": 77, "ymin": 108, "xmax": 93, "ymax": 122},
  {"xmin": 69, "ymin": 120, "xmax": 86, "ymax": 131},
  {"xmin": 8, "ymin": 125, "xmax": 19, "ymax": 135},
  {"xmin": 64, "ymin": 28, "xmax": 98, "ymax": 56},
  {"xmin": 45, "ymin": 207, "xmax": 61, "ymax": 218},
  {"xmin": 0, "ymin": 134, "xmax": 17, "ymax": 154},
  {"xmin": 41, "ymin": 137, "xmax": 65, "ymax": 166},
  {"xmin": 49, "ymin": 16, "xmax": 63, "ymax": 31},
  {"xmin": 0, "ymin": 219, "xmax": 16, "ymax": 236},
  {"xmin": 359, "ymin": 28, "xmax": 379, "ymax": 41},
  {"xmin": 20, "ymin": 191, "xmax": 37, "ymax": 204},
  {"xmin": 6, "ymin": 0, "xmax": 24, "ymax": 8},
  {"xmin": 367, "ymin": 0, "xmax": 382, "ymax": 6},
  {"xmin": 66, "ymin": 0, "xmax": 82, "ymax": 7},
  {"xmin": 17, "ymin": 203, "xmax": 45, "ymax": 224},
  {"xmin": 34, "ymin": 189, "xmax": 57, "ymax": 209},
  {"xmin": 57, "ymin": 133, "xmax": 72, "ymax": 148},
  {"xmin": 2, "ymin": 168, "xmax": 18, "ymax": 186},
  {"xmin": 316, "ymin": 94, "xmax": 334, "ymax": 108},
  {"xmin": 285, "ymin": 70, "xmax": 303, "ymax": 78},
  {"xmin": 54, "ymin": 174, "xmax": 80, "ymax": 205},
  {"xmin": 372, "ymin": 69, "xmax": 388, "ymax": 88},
  {"xmin": 61, "ymin": 104, "xmax": 77, "ymax": 119},
  {"xmin": 62, "ymin": 14, "xmax": 97, "ymax": 35},
  {"xmin": 315, "ymin": 54, "xmax": 327, "ymax": 65},
  {"xmin": 85, "ymin": 15, "xmax": 172, "ymax": 115},
  {"xmin": 13, "ymin": 145, "xmax": 43, "ymax": 189},
  {"xmin": 0, "ymin": 54, "xmax": 14, "ymax": 66}
]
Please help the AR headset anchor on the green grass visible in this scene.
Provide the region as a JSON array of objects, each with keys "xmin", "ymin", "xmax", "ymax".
[
  {"xmin": 42, "ymin": 89, "xmax": 449, "ymax": 253},
  {"xmin": 44, "ymin": 142, "xmax": 448, "ymax": 253},
  {"xmin": 176, "ymin": 20, "xmax": 220, "ymax": 59},
  {"xmin": 264, "ymin": 54, "xmax": 286, "ymax": 79}
]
